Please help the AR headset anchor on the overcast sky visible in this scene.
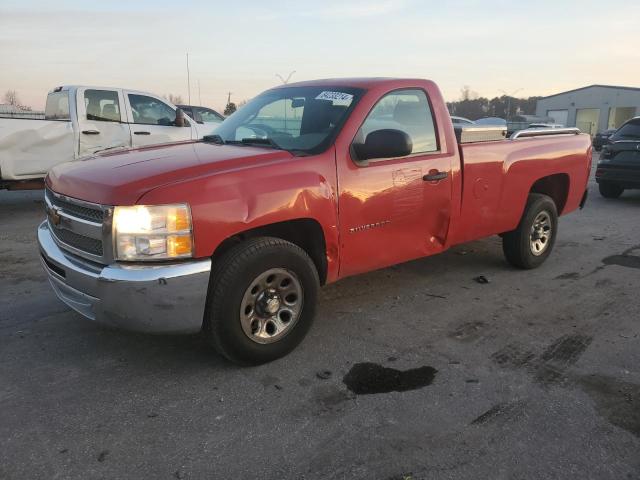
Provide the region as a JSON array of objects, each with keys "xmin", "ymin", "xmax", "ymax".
[{"xmin": 1, "ymin": 0, "xmax": 638, "ymax": 111}]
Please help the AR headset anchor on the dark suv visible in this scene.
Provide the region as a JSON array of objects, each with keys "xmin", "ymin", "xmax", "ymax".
[
  {"xmin": 596, "ymin": 117, "xmax": 640, "ymax": 198},
  {"xmin": 593, "ymin": 128, "xmax": 616, "ymax": 151}
]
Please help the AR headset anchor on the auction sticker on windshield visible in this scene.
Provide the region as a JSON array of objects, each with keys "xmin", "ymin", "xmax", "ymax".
[{"xmin": 315, "ymin": 91, "xmax": 354, "ymax": 102}]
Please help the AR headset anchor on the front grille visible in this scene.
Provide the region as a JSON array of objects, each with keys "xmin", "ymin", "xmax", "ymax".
[
  {"xmin": 45, "ymin": 187, "xmax": 110, "ymax": 261},
  {"xmin": 46, "ymin": 189, "xmax": 104, "ymax": 223},
  {"xmin": 52, "ymin": 227, "xmax": 104, "ymax": 256}
]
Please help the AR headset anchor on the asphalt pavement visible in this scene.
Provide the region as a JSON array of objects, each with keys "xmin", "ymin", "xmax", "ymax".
[{"xmin": 1, "ymin": 162, "xmax": 639, "ymax": 479}]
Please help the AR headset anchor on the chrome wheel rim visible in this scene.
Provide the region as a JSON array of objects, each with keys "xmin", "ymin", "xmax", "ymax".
[
  {"xmin": 530, "ymin": 211, "xmax": 552, "ymax": 256},
  {"xmin": 240, "ymin": 268, "xmax": 303, "ymax": 344}
]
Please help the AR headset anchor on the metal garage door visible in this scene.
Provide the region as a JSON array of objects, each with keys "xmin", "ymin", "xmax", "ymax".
[
  {"xmin": 547, "ymin": 109, "xmax": 568, "ymax": 126},
  {"xmin": 576, "ymin": 108, "xmax": 600, "ymax": 136}
]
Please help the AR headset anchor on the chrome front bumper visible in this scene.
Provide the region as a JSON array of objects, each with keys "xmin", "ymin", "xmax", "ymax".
[{"xmin": 38, "ymin": 221, "xmax": 212, "ymax": 334}]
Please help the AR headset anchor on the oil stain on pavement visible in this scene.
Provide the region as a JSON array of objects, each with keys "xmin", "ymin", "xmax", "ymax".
[
  {"xmin": 343, "ymin": 363, "xmax": 437, "ymax": 395},
  {"xmin": 602, "ymin": 254, "xmax": 640, "ymax": 269},
  {"xmin": 602, "ymin": 245, "xmax": 640, "ymax": 270},
  {"xmin": 578, "ymin": 374, "xmax": 640, "ymax": 437}
]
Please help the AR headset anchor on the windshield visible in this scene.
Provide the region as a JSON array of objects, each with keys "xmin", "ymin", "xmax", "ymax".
[
  {"xmin": 611, "ymin": 119, "xmax": 640, "ymax": 141},
  {"xmin": 213, "ymin": 86, "xmax": 363, "ymax": 154}
]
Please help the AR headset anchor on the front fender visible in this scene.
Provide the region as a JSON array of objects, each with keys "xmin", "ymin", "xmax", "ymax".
[{"xmin": 137, "ymin": 150, "xmax": 340, "ymax": 280}]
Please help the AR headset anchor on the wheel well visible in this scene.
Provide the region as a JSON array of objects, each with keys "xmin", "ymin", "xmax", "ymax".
[
  {"xmin": 530, "ymin": 174, "xmax": 570, "ymax": 214},
  {"xmin": 211, "ymin": 219, "xmax": 328, "ymax": 284}
]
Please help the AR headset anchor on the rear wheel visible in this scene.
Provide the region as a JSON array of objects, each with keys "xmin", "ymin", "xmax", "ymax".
[
  {"xmin": 204, "ymin": 237, "xmax": 319, "ymax": 365},
  {"xmin": 598, "ymin": 182, "xmax": 624, "ymax": 199},
  {"xmin": 502, "ymin": 193, "xmax": 558, "ymax": 269}
]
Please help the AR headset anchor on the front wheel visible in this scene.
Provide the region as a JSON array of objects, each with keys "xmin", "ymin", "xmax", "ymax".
[
  {"xmin": 502, "ymin": 193, "xmax": 558, "ymax": 269},
  {"xmin": 598, "ymin": 182, "xmax": 624, "ymax": 199},
  {"xmin": 204, "ymin": 237, "xmax": 319, "ymax": 365}
]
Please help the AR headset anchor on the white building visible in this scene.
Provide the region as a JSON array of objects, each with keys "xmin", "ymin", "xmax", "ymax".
[{"xmin": 535, "ymin": 85, "xmax": 640, "ymax": 135}]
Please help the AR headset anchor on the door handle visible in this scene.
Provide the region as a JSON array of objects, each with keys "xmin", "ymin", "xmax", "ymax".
[
  {"xmin": 134, "ymin": 131, "xmax": 151, "ymax": 135},
  {"xmin": 423, "ymin": 170, "xmax": 448, "ymax": 182},
  {"xmin": 81, "ymin": 130, "xmax": 100, "ymax": 135}
]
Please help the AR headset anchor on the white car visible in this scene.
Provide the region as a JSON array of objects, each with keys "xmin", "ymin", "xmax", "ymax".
[
  {"xmin": 0, "ymin": 85, "xmax": 216, "ymax": 189},
  {"xmin": 451, "ymin": 115, "xmax": 475, "ymax": 126}
]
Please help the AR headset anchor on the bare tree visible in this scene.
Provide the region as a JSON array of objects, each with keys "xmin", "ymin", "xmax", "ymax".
[
  {"xmin": 459, "ymin": 85, "xmax": 479, "ymax": 101},
  {"xmin": 164, "ymin": 94, "xmax": 184, "ymax": 105},
  {"xmin": 4, "ymin": 90, "xmax": 19, "ymax": 106}
]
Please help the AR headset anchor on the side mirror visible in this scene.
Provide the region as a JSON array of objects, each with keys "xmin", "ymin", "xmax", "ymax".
[{"xmin": 353, "ymin": 129, "xmax": 412, "ymax": 163}]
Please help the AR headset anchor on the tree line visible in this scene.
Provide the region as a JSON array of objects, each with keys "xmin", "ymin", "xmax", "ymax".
[{"xmin": 447, "ymin": 86, "xmax": 541, "ymax": 120}]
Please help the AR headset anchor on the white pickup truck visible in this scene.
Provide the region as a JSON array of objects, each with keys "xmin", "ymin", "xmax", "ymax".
[{"xmin": 0, "ymin": 85, "xmax": 215, "ymax": 190}]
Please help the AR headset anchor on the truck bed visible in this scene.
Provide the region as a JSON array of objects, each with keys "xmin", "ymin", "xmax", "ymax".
[
  {"xmin": 0, "ymin": 118, "xmax": 74, "ymax": 180},
  {"xmin": 444, "ymin": 135, "xmax": 591, "ymax": 245},
  {"xmin": 450, "ymin": 133, "xmax": 592, "ymax": 245}
]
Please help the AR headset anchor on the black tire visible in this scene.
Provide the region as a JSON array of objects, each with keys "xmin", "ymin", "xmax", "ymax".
[
  {"xmin": 598, "ymin": 182, "xmax": 624, "ymax": 199},
  {"xmin": 204, "ymin": 237, "xmax": 319, "ymax": 365},
  {"xmin": 502, "ymin": 193, "xmax": 558, "ymax": 269}
]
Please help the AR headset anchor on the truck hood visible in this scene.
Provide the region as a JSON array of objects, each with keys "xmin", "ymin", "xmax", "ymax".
[{"xmin": 47, "ymin": 141, "xmax": 294, "ymax": 205}]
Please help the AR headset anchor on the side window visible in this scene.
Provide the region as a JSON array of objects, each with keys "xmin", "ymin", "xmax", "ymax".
[
  {"xmin": 128, "ymin": 94, "xmax": 179, "ymax": 126},
  {"xmin": 195, "ymin": 107, "xmax": 224, "ymax": 123},
  {"xmin": 179, "ymin": 106, "xmax": 193, "ymax": 117},
  {"xmin": 84, "ymin": 89, "xmax": 121, "ymax": 122},
  {"xmin": 358, "ymin": 89, "xmax": 438, "ymax": 155}
]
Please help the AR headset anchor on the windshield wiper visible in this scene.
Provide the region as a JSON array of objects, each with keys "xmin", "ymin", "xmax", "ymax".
[
  {"xmin": 239, "ymin": 137, "xmax": 282, "ymax": 149},
  {"xmin": 205, "ymin": 135, "xmax": 289, "ymax": 152},
  {"xmin": 202, "ymin": 134, "xmax": 225, "ymax": 145}
]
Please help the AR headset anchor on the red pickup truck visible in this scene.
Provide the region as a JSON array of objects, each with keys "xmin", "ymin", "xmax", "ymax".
[{"xmin": 39, "ymin": 78, "xmax": 591, "ymax": 364}]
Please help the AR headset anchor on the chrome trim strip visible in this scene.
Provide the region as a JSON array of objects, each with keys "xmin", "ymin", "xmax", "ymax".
[
  {"xmin": 510, "ymin": 128, "xmax": 581, "ymax": 140},
  {"xmin": 46, "ymin": 187, "xmax": 109, "ymax": 211},
  {"xmin": 57, "ymin": 209, "xmax": 102, "ymax": 228}
]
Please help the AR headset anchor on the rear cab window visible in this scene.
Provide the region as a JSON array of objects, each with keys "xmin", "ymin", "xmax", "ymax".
[
  {"xmin": 45, "ymin": 91, "xmax": 70, "ymax": 120},
  {"xmin": 612, "ymin": 119, "xmax": 640, "ymax": 141}
]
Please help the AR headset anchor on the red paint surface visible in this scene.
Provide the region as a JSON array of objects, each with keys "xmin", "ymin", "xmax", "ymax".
[{"xmin": 47, "ymin": 78, "xmax": 591, "ymax": 284}]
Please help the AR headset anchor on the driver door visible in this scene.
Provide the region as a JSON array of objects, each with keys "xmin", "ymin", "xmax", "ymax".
[
  {"xmin": 337, "ymin": 88, "xmax": 453, "ymax": 277},
  {"xmin": 124, "ymin": 92, "xmax": 193, "ymax": 147}
]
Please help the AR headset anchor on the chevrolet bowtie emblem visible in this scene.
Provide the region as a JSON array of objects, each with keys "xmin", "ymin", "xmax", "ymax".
[{"xmin": 48, "ymin": 206, "xmax": 62, "ymax": 226}]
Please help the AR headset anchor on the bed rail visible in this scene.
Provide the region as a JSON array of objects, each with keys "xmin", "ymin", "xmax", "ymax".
[{"xmin": 510, "ymin": 128, "xmax": 581, "ymax": 140}]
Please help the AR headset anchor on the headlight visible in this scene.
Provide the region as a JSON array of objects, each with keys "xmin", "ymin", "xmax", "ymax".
[{"xmin": 113, "ymin": 204, "xmax": 193, "ymax": 261}]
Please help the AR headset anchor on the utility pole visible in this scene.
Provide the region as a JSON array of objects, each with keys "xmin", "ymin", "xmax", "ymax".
[
  {"xmin": 499, "ymin": 88, "xmax": 523, "ymax": 120},
  {"xmin": 186, "ymin": 53, "xmax": 192, "ymax": 105},
  {"xmin": 198, "ymin": 80, "xmax": 202, "ymax": 105},
  {"xmin": 227, "ymin": 92, "xmax": 232, "ymax": 105}
]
